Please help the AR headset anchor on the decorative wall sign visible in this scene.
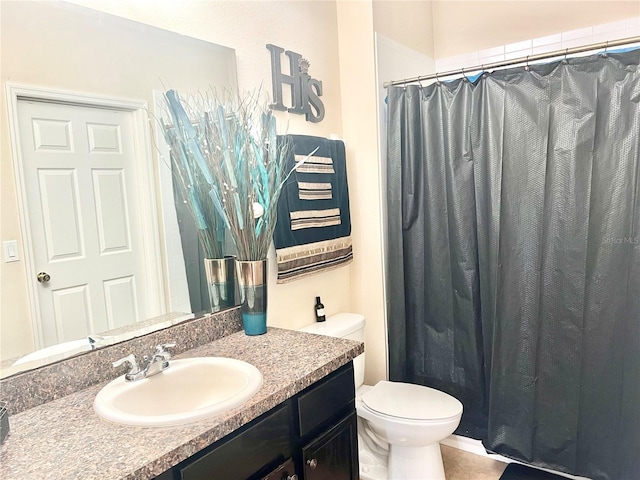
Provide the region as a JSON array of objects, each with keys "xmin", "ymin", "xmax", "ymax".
[{"xmin": 266, "ymin": 44, "xmax": 325, "ymax": 123}]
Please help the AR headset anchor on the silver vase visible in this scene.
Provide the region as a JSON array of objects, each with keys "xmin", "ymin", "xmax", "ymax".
[
  {"xmin": 235, "ymin": 259, "xmax": 267, "ymax": 335},
  {"xmin": 204, "ymin": 256, "xmax": 236, "ymax": 313}
]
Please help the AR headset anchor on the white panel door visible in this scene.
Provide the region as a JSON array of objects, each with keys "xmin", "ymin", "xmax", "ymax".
[{"xmin": 17, "ymin": 99, "xmax": 150, "ymax": 346}]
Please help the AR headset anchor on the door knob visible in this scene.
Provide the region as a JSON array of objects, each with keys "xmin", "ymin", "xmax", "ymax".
[
  {"xmin": 306, "ymin": 458, "xmax": 318, "ymax": 469},
  {"xmin": 37, "ymin": 272, "xmax": 51, "ymax": 283}
]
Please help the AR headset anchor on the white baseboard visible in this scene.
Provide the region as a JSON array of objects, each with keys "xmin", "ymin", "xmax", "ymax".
[{"xmin": 440, "ymin": 435, "xmax": 591, "ymax": 480}]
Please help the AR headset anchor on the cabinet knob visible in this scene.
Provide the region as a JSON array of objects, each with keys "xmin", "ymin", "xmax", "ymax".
[
  {"xmin": 306, "ymin": 458, "xmax": 318, "ymax": 469},
  {"xmin": 286, "ymin": 475, "xmax": 298, "ymax": 480}
]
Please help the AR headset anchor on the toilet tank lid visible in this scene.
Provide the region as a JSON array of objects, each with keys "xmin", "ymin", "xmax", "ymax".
[{"xmin": 300, "ymin": 313, "xmax": 365, "ymax": 337}]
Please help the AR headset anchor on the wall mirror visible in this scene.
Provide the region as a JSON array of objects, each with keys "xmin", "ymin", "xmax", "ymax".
[{"xmin": 0, "ymin": 1, "xmax": 238, "ymax": 377}]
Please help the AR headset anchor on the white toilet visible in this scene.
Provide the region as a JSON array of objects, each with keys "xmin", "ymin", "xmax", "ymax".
[{"xmin": 301, "ymin": 313, "xmax": 463, "ymax": 480}]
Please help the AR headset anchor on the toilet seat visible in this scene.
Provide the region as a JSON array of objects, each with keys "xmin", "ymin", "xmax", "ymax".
[{"xmin": 361, "ymin": 381, "xmax": 463, "ymax": 422}]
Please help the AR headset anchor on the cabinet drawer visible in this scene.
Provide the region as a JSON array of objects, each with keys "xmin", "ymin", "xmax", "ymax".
[
  {"xmin": 296, "ymin": 362, "xmax": 355, "ymax": 437},
  {"xmin": 261, "ymin": 458, "xmax": 296, "ymax": 480},
  {"xmin": 180, "ymin": 402, "xmax": 292, "ymax": 480}
]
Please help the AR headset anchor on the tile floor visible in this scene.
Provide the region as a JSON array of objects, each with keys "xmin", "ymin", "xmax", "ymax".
[{"xmin": 441, "ymin": 445, "xmax": 507, "ymax": 480}]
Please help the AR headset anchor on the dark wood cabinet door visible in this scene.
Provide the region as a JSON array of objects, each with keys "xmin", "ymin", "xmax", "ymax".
[{"xmin": 301, "ymin": 413, "xmax": 358, "ymax": 480}]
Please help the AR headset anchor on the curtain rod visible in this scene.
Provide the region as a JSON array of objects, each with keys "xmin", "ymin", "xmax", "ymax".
[{"xmin": 384, "ymin": 36, "xmax": 640, "ymax": 88}]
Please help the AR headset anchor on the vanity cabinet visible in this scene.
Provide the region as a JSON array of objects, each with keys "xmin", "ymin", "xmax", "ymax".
[{"xmin": 156, "ymin": 362, "xmax": 358, "ymax": 480}]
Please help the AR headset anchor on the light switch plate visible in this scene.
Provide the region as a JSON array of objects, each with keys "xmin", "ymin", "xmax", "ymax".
[{"xmin": 3, "ymin": 240, "xmax": 19, "ymax": 262}]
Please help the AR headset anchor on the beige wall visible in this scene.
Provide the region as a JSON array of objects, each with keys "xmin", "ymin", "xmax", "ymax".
[
  {"xmin": 0, "ymin": 1, "xmax": 238, "ymax": 359},
  {"xmin": 336, "ymin": 1, "xmax": 387, "ymax": 385},
  {"xmin": 373, "ymin": 0, "xmax": 435, "ymax": 57},
  {"xmin": 433, "ymin": 0, "xmax": 639, "ymax": 58},
  {"xmin": 63, "ymin": 0, "xmax": 350, "ymax": 333},
  {"xmin": 1, "ymin": 0, "xmax": 351, "ymax": 361},
  {"xmin": 61, "ymin": 0, "xmax": 391, "ymax": 386}
]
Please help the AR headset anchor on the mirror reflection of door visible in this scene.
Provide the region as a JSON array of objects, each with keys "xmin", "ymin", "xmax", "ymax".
[
  {"xmin": 172, "ymin": 176, "xmax": 211, "ymax": 315},
  {"xmin": 16, "ymin": 98, "xmax": 156, "ymax": 348},
  {"xmin": 1, "ymin": 1, "xmax": 238, "ymax": 369}
]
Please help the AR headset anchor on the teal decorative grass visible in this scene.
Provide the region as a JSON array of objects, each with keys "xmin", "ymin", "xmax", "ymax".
[{"xmin": 161, "ymin": 90, "xmax": 312, "ymax": 261}]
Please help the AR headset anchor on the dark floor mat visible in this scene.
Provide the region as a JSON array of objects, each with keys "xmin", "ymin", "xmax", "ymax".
[{"xmin": 499, "ymin": 463, "xmax": 567, "ymax": 480}]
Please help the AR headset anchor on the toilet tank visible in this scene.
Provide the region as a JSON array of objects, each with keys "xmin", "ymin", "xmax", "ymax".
[{"xmin": 300, "ymin": 313, "xmax": 365, "ymax": 388}]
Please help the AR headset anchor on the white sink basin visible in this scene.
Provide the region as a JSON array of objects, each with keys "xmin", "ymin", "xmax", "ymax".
[
  {"xmin": 13, "ymin": 339, "xmax": 90, "ymax": 365},
  {"xmin": 94, "ymin": 357, "xmax": 262, "ymax": 427}
]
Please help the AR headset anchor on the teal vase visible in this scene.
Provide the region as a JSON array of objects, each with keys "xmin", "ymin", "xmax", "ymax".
[
  {"xmin": 235, "ymin": 259, "xmax": 268, "ymax": 335},
  {"xmin": 204, "ymin": 256, "xmax": 236, "ymax": 313}
]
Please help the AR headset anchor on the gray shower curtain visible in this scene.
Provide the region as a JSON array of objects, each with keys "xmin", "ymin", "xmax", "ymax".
[{"xmin": 386, "ymin": 50, "xmax": 639, "ymax": 480}]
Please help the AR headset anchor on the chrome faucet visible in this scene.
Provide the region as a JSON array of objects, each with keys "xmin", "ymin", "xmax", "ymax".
[{"xmin": 112, "ymin": 343, "xmax": 176, "ymax": 381}]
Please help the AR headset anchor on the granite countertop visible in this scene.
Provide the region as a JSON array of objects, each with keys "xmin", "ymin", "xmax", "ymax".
[{"xmin": 0, "ymin": 327, "xmax": 363, "ymax": 480}]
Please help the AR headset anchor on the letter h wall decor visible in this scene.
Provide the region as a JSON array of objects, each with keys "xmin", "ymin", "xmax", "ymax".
[{"xmin": 266, "ymin": 44, "xmax": 325, "ymax": 123}]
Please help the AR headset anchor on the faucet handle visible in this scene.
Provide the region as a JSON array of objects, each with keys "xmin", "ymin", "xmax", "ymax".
[
  {"xmin": 88, "ymin": 334, "xmax": 106, "ymax": 349},
  {"xmin": 112, "ymin": 354, "xmax": 140, "ymax": 373},
  {"xmin": 155, "ymin": 343, "xmax": 176, "ymax": 357}
]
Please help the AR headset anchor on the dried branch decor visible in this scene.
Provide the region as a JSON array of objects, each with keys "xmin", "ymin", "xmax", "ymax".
[{"xmin": 161, "ymin": 90, "xmax": 315, "ymax": 261}]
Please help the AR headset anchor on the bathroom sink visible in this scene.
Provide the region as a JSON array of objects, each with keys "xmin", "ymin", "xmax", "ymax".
[
  {"xmin": 13, "ymin": 338, "xmax": 91, "ymax": 365},
  {"xmin": 93, "ymin": 357, "xmax": 263, "ymax": 427}
]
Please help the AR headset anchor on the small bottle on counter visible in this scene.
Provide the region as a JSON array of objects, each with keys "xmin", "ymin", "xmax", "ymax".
[{"xmin": 314, "ymin": 296, "xmax": 326, "ymax": 322}]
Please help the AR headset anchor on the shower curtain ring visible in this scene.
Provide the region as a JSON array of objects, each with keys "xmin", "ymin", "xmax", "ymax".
[
  {"xmin": 563, "ymin": 48, "xmax": 569, "ymax": 64},
  {"xmin": 418, "ymin": 76, "xmax": 423, "ymax": 88},
  {"xmin": 435, "ymin": 72, "xmax": 440, "ymax": 84},
  {"xmin": 525, "ymin": 55, "xmax": 530, "ymax": 71},
  {"xmin": 461, "ymin": 67, "xmax": 468, "ymax": 81},
  {"xmin": 602, "ymin": 41, "xmax": 609, "ymax": 57}
]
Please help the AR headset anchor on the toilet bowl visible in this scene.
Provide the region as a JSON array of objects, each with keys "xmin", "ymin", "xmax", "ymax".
[
  {"xmin": 355, "ymin": 385, "xmax": 389, "ymax": 480},
  {"xmin": 358, "ymin": 380, "xmax": 462, "ymax": 479},
  {"xmin": 300, "ymin": 313, "xmax": 463, "ymax": 480}
]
